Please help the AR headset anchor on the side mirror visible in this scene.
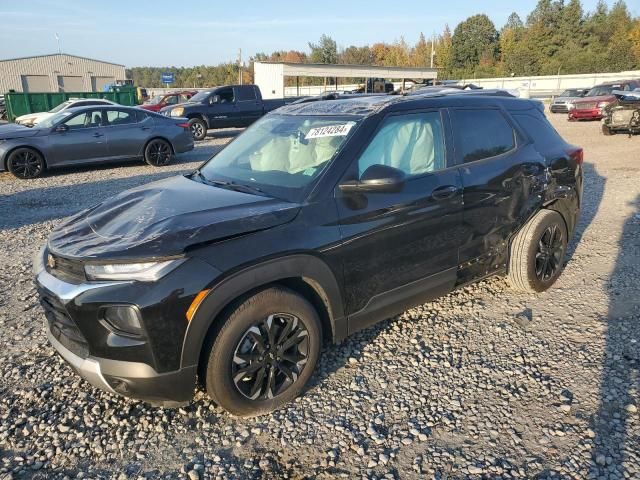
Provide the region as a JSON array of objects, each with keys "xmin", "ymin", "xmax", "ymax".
[
  {"xmin": 55, "ymin": 124, "xmax": 68, "ymax": 133},
  {"xmin": 339, "ymin": 164, "xmax": 406, "ymax": 194},
  {"xmin": 209, "ymin": 95, "xmax": 220, "ymax": 105}
]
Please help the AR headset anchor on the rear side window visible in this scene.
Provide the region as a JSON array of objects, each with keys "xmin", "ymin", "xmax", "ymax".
[
  {"xmin": 106, "ymin": 110, "xmax": 136, "ymax": 126},
  {"xmin": 451, "ymin": 109, "xmax": 515, "ymax": 163},
  {"xmin": 237, "ymin": 87, "xmax": 257, "ymax": 102},
  {"xmin": 512, "ymin": 112, "xmax": 565, "ymax": 149}
]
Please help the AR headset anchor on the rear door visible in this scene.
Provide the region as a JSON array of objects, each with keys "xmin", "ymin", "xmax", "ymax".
[
  {"xmin": 450, "ymin": 106, "xmax": 547, "ymax": 284},
  {"xmin": 234, "ymin": 86, "xmax": 262, "ymax": 126},
  {"xmin": 103, "ymin": 108, "xmax": 150, "ymax": 158},
  {"xmin": 48, "ymin": 109, "xmax": 109, "ymax": 164},
  {"xmin": 335, "ymin": 110, "xmax": 464, "ymax": 333}
]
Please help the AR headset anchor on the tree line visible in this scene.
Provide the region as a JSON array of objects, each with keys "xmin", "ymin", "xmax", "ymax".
[{"xmin": 127, "ymin": 0, "xmax": 640, "ymax": 88}]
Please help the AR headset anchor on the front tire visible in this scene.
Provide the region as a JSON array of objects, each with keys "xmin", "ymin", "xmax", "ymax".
[
  {"xmin": 188, "ymin": 118, "xmax": 207, "ymax": 141},
  {"xmin": 144, "ymin": 139, "xmax": 173, "ymax": 166},
  {"xmin": 7, "ymin": 148, "xmax": 45, "ymax": 179},
  {"xmin": 602, "ymin": 124, "xmax": 614, "ymax": 136},
  {"xmin": 204, "ymin": 287, "xmax": 322, "ymax": 417},
  {"xmin": 508, "ymin": 210, "xmax": 568, "ymax": 293}
]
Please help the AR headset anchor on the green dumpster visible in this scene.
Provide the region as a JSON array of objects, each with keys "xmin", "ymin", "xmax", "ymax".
[{"xmin": 4, "ymin": 86, "xmax": 139, "ymax": 122}]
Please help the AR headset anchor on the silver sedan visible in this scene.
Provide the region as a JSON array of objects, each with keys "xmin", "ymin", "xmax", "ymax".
[{"xmin": 0, "ymin": 105, "xmax": 194, "ymax": 179}]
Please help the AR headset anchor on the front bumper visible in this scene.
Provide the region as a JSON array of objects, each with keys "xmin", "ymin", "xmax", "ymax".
[
  {"xmin": 550, "ymin": 104, "xmax": 570, "ymax": 113},
  {"xmin": 34, "ymin": 247, "xmax": 216, "ymax": 406},
  {"xmin": 569, "ymin": 108, "xmax": 604, "ymax": 120}
]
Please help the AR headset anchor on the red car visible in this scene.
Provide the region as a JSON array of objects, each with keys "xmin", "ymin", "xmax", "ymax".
[
  {"xmin": 139, "ymin": 91, "xmax": 197, "ymax": 112},
  {"xmin": 569, "ymin": 80, "xmax": 640, "ymax": 121}
]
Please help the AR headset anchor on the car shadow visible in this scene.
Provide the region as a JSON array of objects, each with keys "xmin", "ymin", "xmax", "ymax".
[
  {"xmin": 589, "ymin": 194, "xmax": 640, "ymax": 477},
  {"xmin": 565, "ymin": 162, "xmax": 605, "ymax": 264},
  {"xmin": 206, "ymin": 128, "xmax": 243, "ymax": 139}
]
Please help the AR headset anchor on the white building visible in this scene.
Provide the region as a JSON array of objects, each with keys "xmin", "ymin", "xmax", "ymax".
[{"xmin": 0, "ymin": 53, "xmax": 127, "ymax": 93}]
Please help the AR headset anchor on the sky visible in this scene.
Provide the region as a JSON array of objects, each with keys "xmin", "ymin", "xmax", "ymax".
[{"xmin": 0, "ymin": 0, "xmax": 634, "ymax": 67}]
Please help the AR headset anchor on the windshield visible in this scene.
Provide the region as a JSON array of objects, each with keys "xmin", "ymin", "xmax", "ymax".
[
  {"xmin": 587, "ymin": 85, "xmax": 617, "ymax": 97},
  {"xmin": 560, "ymin": 89, "xmax": 580, "ymax": 97},
  {"xmin": 38, "ymin": 111, "xmax": 74, "ymax": 129},
  {"xmin": 145, "ymin": 95, "xmax": 164, "ymax": 105},
  {"xmin": 49, "ymin": 101, "xmax": 72, "ymax": 113},
  {"xmin": 198, "ymin": 114, "xmax": 361, "ymax": 202},
  {"xmin": 189, "ymin": 91, "xmax": 212, "ymax": 103}
]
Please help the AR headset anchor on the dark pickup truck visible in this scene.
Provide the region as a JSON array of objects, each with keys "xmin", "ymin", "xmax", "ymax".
[{"xmin": 160, "ymin": 85, "xmax": 298, "ymax": 140}]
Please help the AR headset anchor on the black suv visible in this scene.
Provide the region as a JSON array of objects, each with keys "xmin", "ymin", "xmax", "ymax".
[{"xmin": 35, "ymin": 92, "xmax": 583, "ymax": 416}]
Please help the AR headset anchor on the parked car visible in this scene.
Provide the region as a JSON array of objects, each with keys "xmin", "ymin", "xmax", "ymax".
[
  {"xmin": 601, "ymin": 89, "xmax": 640, "ymax": 136},
  {"xmin": 14, "ymin": 98, "xmax": 118, "ymax": 126},
  {"xmin": 35, "ymin": 92, "xmax": 582, "ymax": 416},
  {"xmin": 549, "ymin": 88, "xmax": 589, "ymax": 113},
  {"xmin": 159, "ymin": 84, "xmax": 301, "ymax": 141},
  {"xmin": 569, "ymin": 80, "xmax": 640, "ymax": 121},
  {"xmin": 1, "ymin": 105, "xmax": 193, "ymax": 179},
  {"xmin": 0, "ymin": 95, "xmax": 6, "ymax": 121},
  {"xmin": 139, "ymin": 91, "xmax": 197, "ymax": 112}
]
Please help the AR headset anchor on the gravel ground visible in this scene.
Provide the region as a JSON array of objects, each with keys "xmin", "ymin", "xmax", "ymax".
[{"xmin": 0, "ymin": 116, "xmax": 638, "ymax": 480}]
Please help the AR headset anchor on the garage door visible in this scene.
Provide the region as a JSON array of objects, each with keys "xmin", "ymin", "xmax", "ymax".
[
  {"xmin": 57, "ymin": 76, "xmax": 84, "ymax": 92},
  {"xmin": 20, "ymin": 75, "xmax": 50, "ymax": 92},
  {"xmin": 91, "ymin": 76, "xmax": 115, "ymax": 92}
]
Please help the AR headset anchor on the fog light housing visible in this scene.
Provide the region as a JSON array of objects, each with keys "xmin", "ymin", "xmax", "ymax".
[{"xmin": 102, "ymin": 306, "xmax": 143, "ymax": 336}]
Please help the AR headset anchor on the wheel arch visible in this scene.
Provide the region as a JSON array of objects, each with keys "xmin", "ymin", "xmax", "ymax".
[
  {"xmin": 181, "ymin": 254, "xmax": 346, "ymax": 373},
  {"xmin": 3, "ymin": 144, "xmax": 48, "ymax": 171},
  {"xmin": 186, "ymin": 113, "xmax": 209, "ymax": 128}
]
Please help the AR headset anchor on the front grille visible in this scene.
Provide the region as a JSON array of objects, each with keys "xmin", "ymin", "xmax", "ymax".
[
  {"xmin": 46, "ymin": 253, "xmax": 86, "ymax": 283},
  {"xmin": 39, "ymin": 288, "xmax": 89, "ymax": 359},
  {"xmin": 575, "ymin": 102, "xmax": 597, "ymax": 110}
]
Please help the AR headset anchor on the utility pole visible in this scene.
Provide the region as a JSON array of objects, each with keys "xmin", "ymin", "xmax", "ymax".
[
  {"xmin": 55, "ymin": 33, "xmax": 61, "ymax": 54},
  {"xmin": 430, "ymin": 33, "xmax": 436, "ymax": 69},
  {"xmin": 238, "ymin": 48, "xmax": 242, "ymax": 85}
]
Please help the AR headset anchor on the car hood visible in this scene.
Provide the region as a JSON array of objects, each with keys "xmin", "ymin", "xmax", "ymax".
[
  {"xmin": 553, "ymin": 96, "xmax": 580, "ymax": 103},
  {"xmin": 574, "ymin": 95, "xmax": 615, "ymax": 104},
  {"xmin": 0, "ymin": 123, "xmax": 42, "ymax": 139},
  {"xmin": 47, "ymin": 175, "xmax": 301, "ymax": 261},
  {"xmin": 15, "ymin": 111, "xmax": 52, "ymax": 124}
]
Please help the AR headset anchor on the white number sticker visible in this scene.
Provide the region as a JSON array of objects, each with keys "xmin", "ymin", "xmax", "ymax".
[{"xmin": 305, "ymin": 123, "xmax": 354, "ymax": 139}]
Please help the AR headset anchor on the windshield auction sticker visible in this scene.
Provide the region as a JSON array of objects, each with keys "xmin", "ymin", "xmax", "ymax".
[{"xmin": 305, "ymin": 123, "xmax": 354, "ymax": 139}]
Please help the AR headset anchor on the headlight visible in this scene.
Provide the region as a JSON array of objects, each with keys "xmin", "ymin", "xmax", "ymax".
[
  {"xmin": 170, "ymin": 107, "xmax": 184, "ymax": 117},
  {"xmin": 84, "ymin": 259, "xmax": 184, "ymax": 281},
  {"xmin": 597, "ymin": 101, "xmax": 610, "ymax": 108}
]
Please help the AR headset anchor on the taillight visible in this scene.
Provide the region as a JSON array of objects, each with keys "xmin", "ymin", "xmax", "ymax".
[
  {"xmin": 567, "ymin": 147, "xmax": 583, "ymax": 165},
  {"xmin": 176, "ymin": 122, "xmax": 190, "ymax": 129}
]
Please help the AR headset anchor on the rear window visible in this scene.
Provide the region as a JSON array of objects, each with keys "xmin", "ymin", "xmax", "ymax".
[
  {"xmin": 451, "ymin": 109, "xmax": 516, "ymax": 163},
  {"xmin": 512, "ymin": 111, "xmax": 565, "ymax": 149},
  {"xmin": 237, "ymin": 87, "xmax": 257, "ymax": 102}
]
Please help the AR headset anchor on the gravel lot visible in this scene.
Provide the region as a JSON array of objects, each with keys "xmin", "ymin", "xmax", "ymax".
[{"xmin": 0, "ymin": 116, "xmax": 638, "ymax": 480}]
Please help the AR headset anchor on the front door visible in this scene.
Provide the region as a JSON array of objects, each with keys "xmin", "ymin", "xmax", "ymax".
[
  {"xmin": 335, "ymin": 110, "xmax": 464, "ymax": 334},
  {"xmin": 206, "ymin": 87, "xmax": 236, "ymax": 128},
  {"xmin": 49, "ymin": 109, "xmax": 109, "ymax": 164}
]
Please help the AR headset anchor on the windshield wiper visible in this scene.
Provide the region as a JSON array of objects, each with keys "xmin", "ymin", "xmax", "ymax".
[{"xmin": 192, "ymin": 171, "xmax": 264, "ymax": 195}]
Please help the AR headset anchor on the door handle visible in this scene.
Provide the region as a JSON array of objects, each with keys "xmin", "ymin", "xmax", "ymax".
[
  {"xmin": 141, "ymin": 126, "xmax": 151, "ymax": 131},
  {"xmin": 92, "ymin": 132, "xmax": 104, "ymax": 138},
  {"xmin": 432, "ymin": 185, "xmax": 459, "ymax": 201}
]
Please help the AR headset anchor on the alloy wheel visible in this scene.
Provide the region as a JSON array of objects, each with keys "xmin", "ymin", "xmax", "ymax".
[
  {"xmin": 148, "ymin": 141, "xmax": 171, "ymax": 165},
  {"xmin": 231, "ymin": 313, "xmax": 309, "ymax": 400},
  {"xmin": 191, "ymin": 122, "xmax": 204, "ymax": 139},
  {"xmin": 9, "ymin": 150, "xmax": 43, "ymax": 178},
  {"xmin": 535, "ymin": 224, "xmax": 564, "ymax": 281}
]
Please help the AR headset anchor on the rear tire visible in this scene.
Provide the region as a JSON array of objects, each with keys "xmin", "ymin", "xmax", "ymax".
[
  {"xmin": 507, "ymin": 210, "xmax": 568, "ymax": 293},
  {"xmin": 188, "ymin": 118, "xmax": 207, "ymax": 141},
  {"xmin": 204, "ymin": 287, "xmax": 322, "ymax": 417},
  {"xmin": 144, "ymin": 139, "xmax": 173, "ymax": 166},
  {"xmin": 7, "ymin": 147, "xmax": 45, "ymax": 179},
  {"xmin": 602, "ymin": 124, "xmax": 614, "ymax": 136}
]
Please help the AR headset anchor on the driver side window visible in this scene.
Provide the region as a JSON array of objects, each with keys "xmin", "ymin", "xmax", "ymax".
[
  {"xmin": 218, "ymin": 88, "xmax": 234, "ymax": 104},
  {"xmin": 358, "ymin": 111, "xmax": 446, "ymax": 178}
]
